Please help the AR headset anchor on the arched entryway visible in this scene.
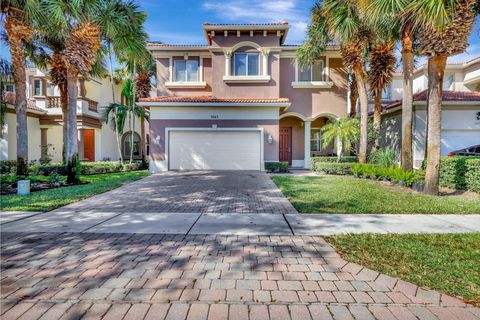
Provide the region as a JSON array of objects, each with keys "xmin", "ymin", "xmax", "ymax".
[
  {"xmin": 121, "ymin": 131, "xmax": 142, "ymax": 160},
  {"xmin": 310, "ymin": 114, "xmax": 337, "ymax": 157}
]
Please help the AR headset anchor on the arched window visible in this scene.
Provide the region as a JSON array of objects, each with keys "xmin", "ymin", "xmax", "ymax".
[{"xmin": 122, "ymin": 131, "xmax": 142, "ymax": 160}]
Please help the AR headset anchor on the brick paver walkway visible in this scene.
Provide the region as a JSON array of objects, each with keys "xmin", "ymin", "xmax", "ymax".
[
  {"xmin": 1, "ymin": 232, "xmax": 478, "ymax": 320},
  {"xmin": 53, "ymin": 171, "xmax": 296, "ymax": 214}
]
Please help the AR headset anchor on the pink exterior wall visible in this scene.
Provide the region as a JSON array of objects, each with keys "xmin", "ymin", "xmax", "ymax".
[
  {"xmin": 149, "ymin": 119, "xmax": 279, "ymax": 161},
  {"xmin": 211, "ymin": 51, "xmax": 280, "ymax": 99},
  {"xmin": 155, "ymin": 57, "xmax": 213, "ymax": 96},
  {"xmin": 279, "ymin": 57, "xmax": 348, "ymax": 118}
]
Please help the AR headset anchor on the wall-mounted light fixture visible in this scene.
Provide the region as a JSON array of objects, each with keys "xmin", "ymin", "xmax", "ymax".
[
  {"xmin": 267, "ymin": 134, "xmax": 273, "ymax": 144},
  {"xmin": 155, "ymin": 135, "xmax": 161, "ymax": 143}
]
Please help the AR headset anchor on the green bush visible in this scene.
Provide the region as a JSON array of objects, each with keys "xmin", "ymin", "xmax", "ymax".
[
  {"xmin": 351, "ymin": 163, "xmax": 419, "ymax": 187},
  {"xmin": 370, "ymin": 147, "xmax": 396, "ymax": 168},
  {"xmin": 465, "ymin": 158, "xmax": 480, "ymax": 193},
  {"xmin": 0, "ymin": 160, "xmax": 16, "ymax": 174},
  {"xmin": 265, "ymin": 161, "xmax": 289, "ymax": 173},
  {"xmin": 28, "ymin": 161, "xmax": 147, "ymax": 176},
  {"xmin": 29, "ymin": 163, "xmax": 67, "ymax": 176},
  {"xmin": 313, "ymin": 162, "xmax": 355, "ymax": 175},
  {"xmin": 309, "ymin": 156, "xmax": 358, "ymax": 170}
]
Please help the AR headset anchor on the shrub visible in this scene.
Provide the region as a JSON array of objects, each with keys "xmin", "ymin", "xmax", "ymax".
[
  {"xmin": 309, "ymin": 156, "xmax": 358, "ymax": 170},
  {"xmin": 350, "ymin": 163, "xmax": 420, "ymax": 187},
  {"xmin": 370, "ymin": 147, "xmax": 396, "ymax": 168},
  {"xmin": 29, "ymin": 163, "xmax": 67, "ymax": 176},
  {"xmin": 465, "ymin": 158, "xmax": 480, "ymax": 193},
  {"xmin": 313, "ymin": 162, "xmax": 355, "ymax": 175},
  {"xmin": 28, "ymin": 161, "xmax": 146, "ymax": 176},
  {"xmin": 0, "ymin": 160, "xmax": 16, "ymax": 174},
  {"xmin": 265, "ymin": 161, "xmax": 289, "ymax": 173}
]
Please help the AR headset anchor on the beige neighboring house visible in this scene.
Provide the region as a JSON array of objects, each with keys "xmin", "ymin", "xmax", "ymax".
[
  {"xmin": 378, "ymin": 57, "xmax": 480, "ymax": 168},
  {"xmin": 140, "ymin": 22, "xmax": 349, "ymax": 172},
  {"xmin": 1, "ymin": 67, "xmax": 146, "ymax": 163}
]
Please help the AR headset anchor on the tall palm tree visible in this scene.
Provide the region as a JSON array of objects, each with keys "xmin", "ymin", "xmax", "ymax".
[
  {"xmin": 410, "ymin": 0, "xmax": 477, "ymax": 195},
  {"xmin": 360, "ymin": 0, "xmax": 417, "ymax": 171},
  {"xmin": 368, "ymin": 41, "xmax": 396, "ymax": 155},
  {"xmin": 1, "ymin": 0, "xmax": 45, "ymax": 177},
  {"xmin": 321, "ymin": 117, "xmax": 360, "ymax": 162},
  {"xmin": 297, "ymin": 0, "xmax": 372, "ymax": 163}
]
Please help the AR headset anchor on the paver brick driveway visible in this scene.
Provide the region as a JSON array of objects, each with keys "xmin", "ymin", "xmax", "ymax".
[
  {"xmin": 2, "ymin": 232, "xmax": 478, "ymax": 320},
  {"xmin": 57, "ymin": 171, "xmax": 297, "ymax": 214}
]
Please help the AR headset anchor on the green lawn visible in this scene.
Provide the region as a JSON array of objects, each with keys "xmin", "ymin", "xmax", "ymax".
[
  {"xmin": 1, "ymin": 170, "xmax": 149, "ymax": 212},
  {"xmin": 272, "ymin": 175, "xmax": 480, "ymax": 214},
  {"xmin": 326, "ymin": 233, "xmax": 480, "ymax": 303}
]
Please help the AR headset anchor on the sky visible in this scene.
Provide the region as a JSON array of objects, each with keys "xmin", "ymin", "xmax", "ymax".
[{"xmin": 1, "ymin": 0, "xmax": 479, "ymax": 65}]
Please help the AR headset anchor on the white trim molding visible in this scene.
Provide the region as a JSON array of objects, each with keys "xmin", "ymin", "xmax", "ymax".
[
  {"xmin": 139, "ymin": 101, "xmax": 290, "ymax": 108},
  {"xmin": 291, "ymin": 81, "xmax": 334, "ymax": 89},
  {"xmin": 223, "ymin": 75, "xmax": 271, "ymax": 83},
  {"xmin": 165, "ymin": 81, "xmax": 207, "ymax": 88}
]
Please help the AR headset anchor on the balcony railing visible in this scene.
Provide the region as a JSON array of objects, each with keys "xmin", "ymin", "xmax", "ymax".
[{"xmin": 45, "ymin": 96, "xmax": 98, "ymax": 112}]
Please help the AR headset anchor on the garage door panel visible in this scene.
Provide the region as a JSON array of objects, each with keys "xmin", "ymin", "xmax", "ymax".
[{"xmin": 169, "ymin": 130, "xmax": 261, "ymax": 170}]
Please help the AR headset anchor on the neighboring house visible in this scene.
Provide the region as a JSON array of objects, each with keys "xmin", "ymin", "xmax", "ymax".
[
  {"xmin": 1, "ymin": 67, "xmax": 146, "ymax": 163},
  {"xmin": 139, "ymin": 22, "xmax": 348, "ymax": 172},
  {"xmin": 379, "ymin": 57, "xmax": 480, "ymax": 168}
]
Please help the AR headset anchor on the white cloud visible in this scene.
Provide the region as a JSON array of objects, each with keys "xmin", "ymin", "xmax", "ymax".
[{"xmin": 202, "ymin": 0, "xmax": 310, "ymax": 43}]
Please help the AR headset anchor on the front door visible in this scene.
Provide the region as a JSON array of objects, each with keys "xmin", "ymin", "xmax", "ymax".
[
  {"xmin": 83, "ymin": 129, "xmax": 95, "ymax": 161},
  {"xmin": 279, "ymin": 127, "xmax": 292, "ymax": 165}
]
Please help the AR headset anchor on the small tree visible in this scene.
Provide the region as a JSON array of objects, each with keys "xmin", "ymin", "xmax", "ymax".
[{"xmin": 321, "ymin": 117, "xmax": 360, "ymax": 162}]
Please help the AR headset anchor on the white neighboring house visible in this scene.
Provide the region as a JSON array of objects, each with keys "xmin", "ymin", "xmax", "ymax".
[
  {"xmin": 1, "ymin": 67, "xmax": 147, "ymax": 163},
  {"xmin": 378, "ymin": 56, "xmax": 480, "ymax": 168}
]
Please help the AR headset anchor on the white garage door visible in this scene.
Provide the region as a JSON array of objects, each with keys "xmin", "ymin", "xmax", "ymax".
[{"xmin": 169, "ymin": 130, "xmax": 262, "ymax": 170}]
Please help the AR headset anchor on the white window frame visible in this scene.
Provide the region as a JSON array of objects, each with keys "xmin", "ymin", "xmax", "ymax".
[
  {"xmin": 292, "ymin": 59, "xmax": 333, "ymax": 89},
  {"xmin": 233, "ymin": 52, "xmax": 260, "ymax": 76},
  {"xmin": 299, "ymin": 60, "xmax": 325, "ymax": 82},
  {"xmin": 173, "ymin": 59, "xmax": 199, "ymax": 83},
  {"xmin": 310, "ymin": 128, "xmax": 322, "ymax": 153},
  {"xmin": 33, "ymin": 79, "xmax": 42, "ymax": 96}
]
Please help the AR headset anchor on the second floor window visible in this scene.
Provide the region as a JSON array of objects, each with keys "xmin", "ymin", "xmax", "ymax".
[
  {"xmin": 299, "ymin": 61, "xmax": 324, "ymax": 82},
  {"xmin": 234, "ymin": 53, "xmax": 259, "ymax": 76},
  {"xmin": 174, "ymin": 60, "xmax": 198, "ymax": 82},
  {"xmin": 34, "ymin": 79, "xmax": 41, "ymax": 96}
]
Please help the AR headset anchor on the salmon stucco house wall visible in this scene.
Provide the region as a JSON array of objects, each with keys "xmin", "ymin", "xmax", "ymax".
[{"xmin": 139, "ymin": 22, "xmax": 348, "ymax": 172}]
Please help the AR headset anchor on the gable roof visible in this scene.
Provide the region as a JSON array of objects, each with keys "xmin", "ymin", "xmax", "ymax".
[{"xmin": 383, "ymin": 90, "xmax": 480, "ymax": 112}]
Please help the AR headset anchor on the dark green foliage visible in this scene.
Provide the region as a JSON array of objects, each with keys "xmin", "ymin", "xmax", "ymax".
[
  {"xmin": 265, "ymin": 161, "xmax": 289, "ymax": 173},
  {"xmin": 27, "ymin": 161, "xmax": 147, "ymax": 176},
  {"xmin": 0, "ymin": 160, "xmax": 17, "ymax": 174},
  {"xmin": 438, "ymin": 157, "xmax": 480, "ymax": 192},
  {"xmin": 313, "ymin": 162, "xmax": 355, "ymax": 175},
  {"xmin": 309, "ymin": 156, "xmax": 358, "ymax": 170},
  {"xmin": 66, "ymin": 153, "xmax": 81, "ymax": 184},
  {"xmin": 351, "ymin": 163, "xmax": 420, "ymax": 187}
]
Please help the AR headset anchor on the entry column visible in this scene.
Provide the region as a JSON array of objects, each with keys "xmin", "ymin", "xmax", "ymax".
[{"xmin": 304, "ymin": 120, "xmax": 311, "ymax": 168}]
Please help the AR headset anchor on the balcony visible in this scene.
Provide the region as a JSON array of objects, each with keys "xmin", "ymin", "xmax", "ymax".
[{"xmin": 46, "ymin": 96, "xmax": 98, "ymax": 113}]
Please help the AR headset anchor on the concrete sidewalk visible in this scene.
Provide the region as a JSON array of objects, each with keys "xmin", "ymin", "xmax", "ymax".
[{"xmin": 1, "ymin": 211, "xmax": 479, "ymax": 235}]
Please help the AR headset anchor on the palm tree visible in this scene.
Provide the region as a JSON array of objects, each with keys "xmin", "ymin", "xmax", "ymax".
[
  {"xmin": 321, "ymin": 117, "xmax": 360, "ymax": 162},
  {"xmin": 410, "ymin": 0, "xmax": 477, "ymax": 195},
  {"xmin": 297, "ymin": 0, "xmax": 372, "ymax": 163},
  {"xmin": 368, "ymin": 41, "xmax": 396, "ymax": 155},
  {"xmin": 360, "ymin": 0, "xmax": 418, "ymax": 171},
  {"xmin": 1, "ymin": 0, "xmax": 45, "ymax": 177}
]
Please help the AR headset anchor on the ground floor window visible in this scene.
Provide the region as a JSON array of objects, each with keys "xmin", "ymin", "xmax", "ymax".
[
  {"xmin": 311, "ymin": 128, "xmax": 322, "ymax": 152},
  {"xmin": 122, "ymin": 131, "xmax": 141, "ymax": 159}
]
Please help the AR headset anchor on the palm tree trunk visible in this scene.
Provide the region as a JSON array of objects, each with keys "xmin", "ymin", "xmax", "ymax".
[
  {"xmin": 336, "ymin": 136, "xmax": 343, "ymax": 163},
  {"xmin": 108, "ymin": 43, "xmax": 123, "ymax": 164},
  {"xmin": 371, "ymin": 89, "xmax": 382, "ymax": 156},
  {"xmin": 424, "ymin": 55, "xmax": 447, "ymax": 196},
  {"xmin": 66, "ymin": 72, "xmax": 80, "ymax": 184},
  {"xmin": 353, "ymin": 63, "xmax": 368, "ymax": 164},
  {"xmin": 401, "ymin": 27, "xmax": 414, "ymax": 171},
  {"xmin": 60, "ymin": 85, "xmax": 68, "ymax": 164},
  {"xmin": 6, "ymin": 19, "xmax": 29, "ymax": 177}
]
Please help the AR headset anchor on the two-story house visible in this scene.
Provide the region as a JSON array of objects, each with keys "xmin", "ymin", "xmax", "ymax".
[
  {"xmin": 379, "ymin": 57, "xmax": 480, "ymax": 168},
  {"xmin": 139, "ymin": 22, "xmax": 348, "ymax": 172},
  {"xmin": 1, "ymin": 67, "xmax": 146, "ymax": 163}
]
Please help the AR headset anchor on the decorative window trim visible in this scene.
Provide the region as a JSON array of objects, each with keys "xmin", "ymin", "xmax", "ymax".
[
  {"xmin": 222, "ymin": 75, "xmax": 271, "ymax": 83},
  {"xmin": 292, "ymin": 59, "xmax": 331, "ymax": 88},
  {"xmin": 33, "ymin": 79, "xmax": 42, "ymax": 97},
  {"xmin": 310, "ymin": 127, "xmax": 322, "ymax": 152},
  {"xmin": 173, "ymin": 59, "xmax": 199, "ymax": 83},
  {"xmin": 165, "ymin": 81, "xmax": 207, "ymax": 88}
]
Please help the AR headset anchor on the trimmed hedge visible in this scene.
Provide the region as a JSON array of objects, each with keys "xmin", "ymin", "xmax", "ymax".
[
  {"xmin": 309, "ymin": 156, "xmax": 358, "ymax": 170},
  {"xmin": 352, "ymin": 163, "xmax": 421, "ymax": 187},
  {"xmin": 437, "ymin": 157, "xmax": 480, "ymax": 192},
  {"xmin": 312, "ymin": 162, "xmax": 355, "ymax": 175},
  {"xmin": 265, "ymin": 161, "xmax": 289, "ymax": 173},
  {"xmin": 27, "ymin": 161, "xmax": 147, "ymax": 176}
]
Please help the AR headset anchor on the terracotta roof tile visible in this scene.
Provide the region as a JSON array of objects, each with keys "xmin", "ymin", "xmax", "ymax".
[
  {"xmin": 139, "ymin": 95, "xmax": 290, "ymax": 104},
  {"xmin": 2, "ymin": 92, "xmax": 45, "ymax": 113},
  {"xmin": 384, "ymin": 90, "xmax": 480, "ymax": 111},
  {"xmin": 203, "ymin": 22, "xmax": 289, "ymax": 26},
  {"xmin": 147, "ymin": 42, "xmax": 208, "ymax": 47}
]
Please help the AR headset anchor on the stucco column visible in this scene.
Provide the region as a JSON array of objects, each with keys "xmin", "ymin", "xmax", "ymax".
[
  {"xmin": 304, "ymin": 120, "xmax": 311, "ymax": 168},
  {"xmin": 40, "ymin": 128, "xmax": 48, "ymax": 160},
  {"xmin": 224, "ymin": 50, "xmax": 232, "ymax": 76},
  {"xmin": 262, "ymin": 49, "xmax": 270, "ymax": 76}
]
